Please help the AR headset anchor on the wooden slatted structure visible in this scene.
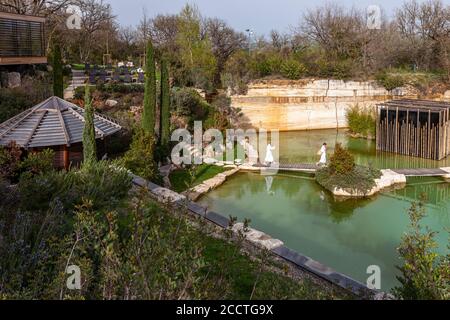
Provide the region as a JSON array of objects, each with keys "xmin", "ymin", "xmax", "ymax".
[
  {"xmin": 0, "ymin": 11, "xmax": 46, "ymax": 65},
  {"xmin": 0, "ymin": 96, "xmax": 122, "ymax": 168},
  {"xmin": 376, "ymin": 99, "xmax": 450, "ymax": 160}
]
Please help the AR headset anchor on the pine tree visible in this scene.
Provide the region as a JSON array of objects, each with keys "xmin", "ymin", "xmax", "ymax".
[
  {"xmin": 160, "ymin": 58, "xmax": 170, "ymax": 146},
  {"xmin": 82, "ymin": 85, "xmax": 97, "ymax": 165},
  {"xmin": 142, "ymin": 40, "xmax": 156, "ymax": 134},
  {"xmin": 53, "ymin": 44, "xmax": 64, "ymax": 98}
]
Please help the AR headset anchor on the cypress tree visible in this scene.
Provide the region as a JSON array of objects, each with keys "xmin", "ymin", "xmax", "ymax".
[
  {"xmin": 160, "ymin": 58, "xmax": 170, "ymax": 146},
  {"xmin": 82, "ymin": 85, "xmax": 97, "ymax": 165},
  {"xmin": 142, "ymin": 40, "xmax": 156, "ymax": 134},
  {"xmin": 53, "ymin": 44, "xmax": 64, "ymax": 98}
]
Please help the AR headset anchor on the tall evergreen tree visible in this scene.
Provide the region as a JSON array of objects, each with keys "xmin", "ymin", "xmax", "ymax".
[
  {"xmin": 160, "ymin": 59, "xmax": 170, "ymax": 146},
  {"xmin": 53, "ymin": 44, "xmax": 64, "ymax": 98},
  {"xmin": 142, "ymin": 40, "xmax": 156, "ymax": 134},
  {"xmin": 82, "ymin": 85, "xmax": 97, "ymax": 165}
]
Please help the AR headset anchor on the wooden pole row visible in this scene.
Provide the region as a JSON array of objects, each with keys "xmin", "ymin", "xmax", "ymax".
[{"xmin": 376, "ymin": 106, "xmax": 449, "ymax": 160}]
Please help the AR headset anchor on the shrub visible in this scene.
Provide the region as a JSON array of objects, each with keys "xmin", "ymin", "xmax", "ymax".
[
  {"xmin": 169, "ymin": 164, "xmax": 226, "ymax": 193},
  {"xmin": 249, "ymin": 53, "xmax": 272, "ymax": 78},
  {"xmin": 18, "ymin": 161, "xmax": 132, "ymax": 211},
  {"xmin": 18, "ymin": 170, "xmax": 68, "ymax": 211},
  {"xmin": 393, "ymin": 199, "xmax": 450, "ymax": 300},
  {"xmin": 346, "ymin": 104, "xmax": 376, "ymax": 138},
  {"xmin": 0, "ymin": 142, "xmax": 23, "ymax": 182},
  {"xmin": 316, "ymin": 58, "xmax": 353, "ymax": 79},
  {"xmin": 20, "ymin": 149, "xmax": 55, "ymax": 175},
  {"xmin": 121, "ymin": 128, "xmax": 159, "ymax": 182},
  {"xmin": 280, "ymin": 59, "xmax": 307, "ymax": 80},
  {"xmin": 74, "ymin": 84, "xmax": 145, "ymax": 100},
  {"xmin": 316, "ymin": 143, "xmax": 381, "ymax": 195},
  {"xmin": 316, "ymin": 164, "xmax": 381, "ymax": 195},
  {"xmin": 328, "ymin": 143, "xmax": 355, "ymax": 175},
  {"xmin": 376, "ymin": 71, "xmax": 406, "ymax": 91},
  {"xmin": 0, "ymin": 89, "xmax": 30, "ymax": 123},
  {"xmin": 171, "ymin": 87, "xmax": 211, "ymax": 123},
  {"xmin": 71, "ymin": 161, "xmax": 132, "ymax": 209}
]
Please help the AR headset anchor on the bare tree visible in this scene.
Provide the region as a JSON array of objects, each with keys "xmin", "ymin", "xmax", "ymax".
[
  {"xmin": 396, "ymin": 0, "xmax": 450, "ymax": 77},
  {"xmin": 299, "ymin": 3, "xmax": 367, "ymax": 61},
  {"xmin": 112, "ymin": 25, "xmax": 138, "ymax": 60},
  {"xmin": 204, "ymin": 18, "xmax": 246, "ymax": 89},
  {"xmin": 270, "ymin": 30, "xmax": 289, "ymax": 51},
  {"xmin": 69, "ymin": 0, "xmax": 115, "ymax": 62},
  {"xmin": 0, "ymin": 0, "xmax": 72, "ymax": 16},
  {"xmin": 150, "ymin": 14, "xmax": 179, "ymax": 52}
]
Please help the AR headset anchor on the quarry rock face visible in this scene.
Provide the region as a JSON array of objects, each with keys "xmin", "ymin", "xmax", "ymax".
[
  {"xmin": 231, "ymin": 79, "xmax": 413, "ymax": 131},
  {"xmin": 444, "ymin": 90, "xmax": 450, "ymax": 100}
]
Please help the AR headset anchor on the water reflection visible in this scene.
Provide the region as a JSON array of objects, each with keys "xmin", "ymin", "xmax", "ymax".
[
  {"xmin": 198, "ymin": 129, "xmax": 450, "ymax": 291},
  {"xmin": 279, "ymin": 129, "xmax": 450, "ymax": 169}
]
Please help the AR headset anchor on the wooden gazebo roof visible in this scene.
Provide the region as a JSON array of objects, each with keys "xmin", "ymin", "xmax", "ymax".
[
  {"xmin": 0, "ymin": 96, "xmax": 121, "ymax": 149},
  {"xmin": 378, "ymin": 99, "xmax": 450, "ymax": 112}
]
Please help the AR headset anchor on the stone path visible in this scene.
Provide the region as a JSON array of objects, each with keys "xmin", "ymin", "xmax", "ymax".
[{"xmin": 64, "ymin": 69, "xmax": 87, "ymax": 100}]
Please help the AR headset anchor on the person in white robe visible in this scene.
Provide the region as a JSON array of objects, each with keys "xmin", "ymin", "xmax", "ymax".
[
  {"xmin": 317, "ymin": 143, "xmax": 327, "ymax": 166},
  {"xmin": 265, "ymin": 143, "xmax": 276, "ymax": 165}
]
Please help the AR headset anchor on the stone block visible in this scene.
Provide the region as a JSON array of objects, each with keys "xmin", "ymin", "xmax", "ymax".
[
  {"xmin": 152, "ymin": 187, "xmax": 186, "ymax": 203},
  {"xmin": 232, "ymin": 223, "xmax": 284, "ymax": 250},
  {"xmin": 105, "ymin": 99, "xmax": 118, "ymax": 107},
  {"xmin": 202, "ymin": 176, "xmax": 226, "ymax": 189}
]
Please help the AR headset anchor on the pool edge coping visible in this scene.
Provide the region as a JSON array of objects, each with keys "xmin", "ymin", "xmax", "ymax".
[{"xmin": 130, "ymin": 173, "xmax": 386, "ymax": 299}]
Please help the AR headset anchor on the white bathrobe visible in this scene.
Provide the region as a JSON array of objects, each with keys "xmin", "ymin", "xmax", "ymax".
[
  {"xmin": 265, "ymin": 144, "xmax": 275, "ymax": 164},
  {"xmin": 319, "ymin": 145, "xmax": 327, "ymax": 164}
]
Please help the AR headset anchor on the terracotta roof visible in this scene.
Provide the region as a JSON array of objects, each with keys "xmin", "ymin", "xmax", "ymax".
[{"xmin": 0, "ymin": 96, "xmax": 121, "ymax": 148}]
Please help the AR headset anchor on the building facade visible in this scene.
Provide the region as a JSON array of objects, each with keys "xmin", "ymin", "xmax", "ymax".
[{"xmin": 0, "ymin": 11, "xmax": 46, "ymax": 69}]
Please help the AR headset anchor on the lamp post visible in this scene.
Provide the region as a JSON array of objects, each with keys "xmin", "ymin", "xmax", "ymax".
[{"xmin": 245, "ymin": 28, "xmax": 253, "ymax": 54}]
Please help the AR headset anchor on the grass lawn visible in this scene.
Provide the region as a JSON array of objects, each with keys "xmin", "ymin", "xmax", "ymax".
[
  {"xmin": 169, "ymin": 164, "xmax": 227, "ymax": 193},
  {"xmin": 141, "ymin": 197, "xmax": 350, "ymax": 300},
  {"xmin": 71, "ymin": 63, "xmax": 86, "ymax": 70},
  {"xmin": 200, "ymin": 234, "xmax": 347, "ymax": 300}
]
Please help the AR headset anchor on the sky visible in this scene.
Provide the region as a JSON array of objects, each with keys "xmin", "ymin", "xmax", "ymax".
[{"xmin": 104, "ymin": 0, "xmax": 450, "ymax": 36}]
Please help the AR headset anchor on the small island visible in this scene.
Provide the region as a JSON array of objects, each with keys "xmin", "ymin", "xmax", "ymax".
[{"xmin": 316, "ymin": 143, "xmax": 406, "ymax": 197}]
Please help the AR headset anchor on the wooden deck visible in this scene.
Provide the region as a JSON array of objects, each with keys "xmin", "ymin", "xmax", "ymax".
[{"xmin": 251, "ymin": 163, "xmax": 450, "ymax": 178}]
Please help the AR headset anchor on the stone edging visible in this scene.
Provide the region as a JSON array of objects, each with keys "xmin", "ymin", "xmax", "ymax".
[
  {"xmin": 129, "ymin": 173, "xmax": 383, "ymax": 299},
  {"xmin": 442, "ymin": 167, "xmax": 450, "ymax": 180},
  {"xmin": 183, "ymin": 167, "xmax": 240, "ymax": 201},
  {"xmin": 332, "ymin": 169, "xmax": 407, "ymax": 197}
]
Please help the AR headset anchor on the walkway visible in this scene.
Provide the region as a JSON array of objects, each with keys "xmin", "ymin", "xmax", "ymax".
[
  {"xmin": 250, "ymin": 163, "xmax": 450, "ymax": 178},
  {"xmin": 64, "ymin": 69, "xmax": 87, "ymax": 99}
]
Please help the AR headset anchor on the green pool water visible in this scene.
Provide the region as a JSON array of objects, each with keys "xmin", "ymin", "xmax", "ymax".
[{"xmin": 198, "ymin": 129, "xmax": 450, "ymax": 292}]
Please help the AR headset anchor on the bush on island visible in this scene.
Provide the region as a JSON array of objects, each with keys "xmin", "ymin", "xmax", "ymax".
[{"xmin": 316, "ymin": 143, "xmax": 381, "ymax": 195}]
